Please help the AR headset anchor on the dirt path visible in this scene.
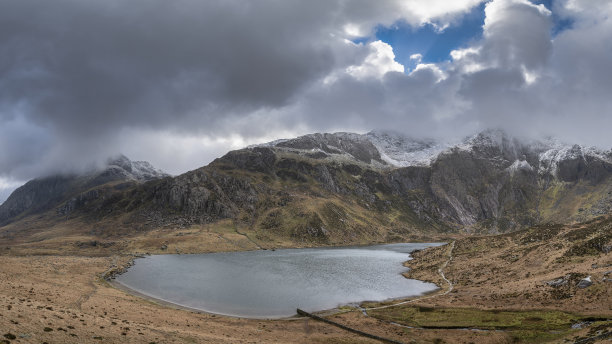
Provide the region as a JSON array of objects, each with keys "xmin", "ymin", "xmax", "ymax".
[
  {"xmin": 235, "ymin": 227, "xmax": 263, "ymax": 250},
  {"xmin": 363, "ymin": 240, "xmax": 455, "ymax": 313},
  {"xmin": 436, "ymin": 240, "xmax": 455, "ymax": 295}
]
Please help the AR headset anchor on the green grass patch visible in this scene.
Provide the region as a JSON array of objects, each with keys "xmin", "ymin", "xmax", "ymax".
[
  {"xmin": 369, "ymin": 306, "xmax": 581, "ymax": 331},
  {"xmin": 367, "ymin": 305, "xmax": 603, "ymax": 342}
]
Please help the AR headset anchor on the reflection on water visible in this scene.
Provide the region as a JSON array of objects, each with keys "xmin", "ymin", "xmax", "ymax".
[{"xmin": 115, "ymin": 242, "xmax": 444, "ymax": 318}]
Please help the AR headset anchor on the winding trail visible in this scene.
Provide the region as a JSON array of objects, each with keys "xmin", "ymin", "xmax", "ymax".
[
  {"xmin": 437, "ymin": 240, "xmax": 455, "ymax": 295},
  {"xmin": 363, "ymin": 240, "xmax": 455, "ymax": 312},
  {"xmin": 306, "ymin": 241, "xmax": 458, "ymax": 342},
  {"xmin": 235, "ymin": 227, "xmax": 263, "ymax": 250},
  {"xmin": 74, "ymin": 256, "xmax": 120, "ymax": 311}
]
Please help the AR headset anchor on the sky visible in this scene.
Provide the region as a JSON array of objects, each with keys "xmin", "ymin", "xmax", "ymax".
[{"xmin": 1, "ymin": 0, "xmax": 612, "ymax": 202}]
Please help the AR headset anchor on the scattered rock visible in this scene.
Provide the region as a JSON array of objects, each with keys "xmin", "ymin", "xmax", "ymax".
[
  {"xmin": 43, "ymin": 327, "xmax": 53, "ymax": 332},
  {"xmin": 571, "ymin": 321, "xmax": 592, "ymax": 329},
  {"xmin": 546, "ymin": 277, "xmax": 567, "ymax": 287},
  {"xmin": 577, "ymin": 276, "xmax": 592, "ymax": 289},
  {"xmin": 3, "ymin": 333, "xmax": 16, "ymax": 340},
  {"xmin": 545, "ymin": 273, "xmax": 590, "ymax": 299}
]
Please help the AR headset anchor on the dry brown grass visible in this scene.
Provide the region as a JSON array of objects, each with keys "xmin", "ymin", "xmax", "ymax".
[{"xmin": 1, "ymin": 217, "xmax": 609, "ymax": 343}]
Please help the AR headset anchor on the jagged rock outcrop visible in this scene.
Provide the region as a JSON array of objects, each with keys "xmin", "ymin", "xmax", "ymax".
[
  {"xmin": 0, "ymin": 155, "xmax": 168, "ymax": 226},
  {"xmin": 0, "ymin": 175, "xmax": 76, "ymax": 225},
  {"xmin": 100, "ymin": 130, "xmax": 610, "ymax": 235},
  {"xmin": 274, "ymin": 132, "xmax": 384, "ymax": 164},
  {"xmin": 1, "ymin": 131, "xmax": 611, "ymax": 239}
]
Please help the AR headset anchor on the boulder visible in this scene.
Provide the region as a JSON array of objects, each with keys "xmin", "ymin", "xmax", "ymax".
[{"xmin": 576, "ymin": 276, "xmax": 592, "ymax": 289}]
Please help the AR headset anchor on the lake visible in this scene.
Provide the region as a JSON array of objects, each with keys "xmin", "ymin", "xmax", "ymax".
[{"xmin": 114, "ymin": 242, "xmax": 444, "ymax": 318}]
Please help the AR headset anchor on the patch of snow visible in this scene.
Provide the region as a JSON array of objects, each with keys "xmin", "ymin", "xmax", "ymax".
[
  {"xmin": 507, "ymin": 159, "xmax": 533, "ymax": 173},
  {"xmin": 366, "ymin": 130, "xmax": 452, "ymax": 167},
  {"xmin": 456, "ymin": 129, "xmax": 506, "ymax": 152},
  {"xmin": 131, "ymin": 161, "xmax": 169, "ymax": 181},
  {"xmin": 249, "ymin": 138, "xmax": 290, "ymax": 148},
  {"xmin": 249, "ymin": 129, "xmax": 612, "ymax": 174},
  {"xmin": 106, "ymin": 155, "xmax": 169, "ymax": 182},
  {"xmin": 454, "ymin": 129, "xmax": 526, "ymax": 159},
  {"xmin": 535, "ymin": 137, "xmax": 611, "ymax": 176}
]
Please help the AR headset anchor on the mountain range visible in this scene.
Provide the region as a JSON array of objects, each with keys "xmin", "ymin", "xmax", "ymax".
[{"xmin": 1, "ymin": 129, "xmax": 611, "ymax": 246}]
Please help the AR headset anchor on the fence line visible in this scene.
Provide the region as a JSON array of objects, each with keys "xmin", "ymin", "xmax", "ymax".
[{"xmin": 296, "ymin": 308, "xmax": 404, "ymax": 344}]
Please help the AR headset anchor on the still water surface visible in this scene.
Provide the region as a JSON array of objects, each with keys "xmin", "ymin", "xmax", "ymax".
[{"xmin": 115, "ymin": 243, "xmax": 444, "ymax": 318}]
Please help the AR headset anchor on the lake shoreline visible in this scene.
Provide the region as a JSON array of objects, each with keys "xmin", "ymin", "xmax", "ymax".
[
  {"xmin": 109, "ymin": 279, "xmax": 306, "ymax": 320},
  {"xmin": 109, "ymin": 243, "xmax": 445, "ymax": 320},
  {"xmin": 111, "ymin": 277, "xmax": 444, "ymax": 320}
]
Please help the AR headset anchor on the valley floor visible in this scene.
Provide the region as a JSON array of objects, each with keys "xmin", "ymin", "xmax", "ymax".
[
  {"xmin": 1, "ymin": 255, "xmax": 380, "ymax": 344},
  {"xmin": 0, "ymin": 255, "xmax": 542, "ymax": 344},
  {"xmin": 1, "ymin": 219, "xmax": 611, "ymax": 344}
]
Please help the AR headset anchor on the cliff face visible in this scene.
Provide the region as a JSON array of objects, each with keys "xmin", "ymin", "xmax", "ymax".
[
  {"xmin": 77, "ymin": 131, "xmax": 612, "ymax": 242},
  {"xmin": 2, "ymin": 131, "xmax": 612, "ymax": 243},
  {"xmin": 0, "ymin": 175, "xmax": 76, "ymax": 226},
  {"xmin": 0, "ymin": 155, "xmax": 169, "ymax": 226}
]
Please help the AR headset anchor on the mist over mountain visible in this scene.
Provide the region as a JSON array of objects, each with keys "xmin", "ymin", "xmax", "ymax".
[
  {"xmin": 1, "ymin": 0, "xmax": 612, "ymax": 195},
  {"xmin": 1, "ymin": 2, "xmax": 611, "ymax": 342},
  {"xmin": 2, "ymin": 129, "xmax": 611, "ymax": 244},
  {"xmin": 0, "ymin": 155, "xmax": 168, "ymax": 226}
]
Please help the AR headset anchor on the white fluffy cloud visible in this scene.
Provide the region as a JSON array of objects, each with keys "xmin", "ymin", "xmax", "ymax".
[
  {"xmin": 482, "ymin": 0, "xmax": 552, "ymax": 70},
  {"xmin": 1, "ymin": 0, "xmax": 612, "ymax": 202},
  {"xmin": 0, "ymin": 0, "xmax": 487, "ymax": 186},
  {"xmin": 288, "ymin": 0, "xmax": 612, "ymax": 146},
  {"xmin": 347, "ymin": 41, "xmax": 404, "ymax": 79},
  {"xmin": 342, "ymin": 0, "xmax": 486, "ymax": 36}
]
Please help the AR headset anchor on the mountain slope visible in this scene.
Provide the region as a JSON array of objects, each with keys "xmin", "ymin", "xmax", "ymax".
[
  {"xmin": 0, "ymin": 155, "xmax": 169, "ymax": 226},
  {"xmin": 1, "ymin": 130, "xmax": 611, "ymax": 248},
  {"xmin": 360, "ymin": 216, "xmax": 611, "ymax": 343},
  {"xmin": 402, "ymin": 215, "xmax": 612, "ymax": 315}
]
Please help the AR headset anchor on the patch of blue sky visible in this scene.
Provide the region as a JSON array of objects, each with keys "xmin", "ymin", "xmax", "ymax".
[
  {"xmin": 354, "ymin": 0, "xmax": 572, "ymax": 73},
  {"xmin": 371, "ymin": 2, "xmax": 487, "ymax": 72}
]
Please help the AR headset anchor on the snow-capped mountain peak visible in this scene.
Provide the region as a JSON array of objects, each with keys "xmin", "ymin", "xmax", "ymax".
[
  {"xmin": 365, "ymin": 130, "xmax": 451, "ymax": 167},
  {"xmin": 105, "ymin": 155, "xmax": 169, "ymax": 182},
  {"xmin": 255, "ymin": 129, "xmax": 611, "ymax": 175}
]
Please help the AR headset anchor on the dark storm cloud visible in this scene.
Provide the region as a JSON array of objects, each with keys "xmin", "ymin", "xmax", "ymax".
[
  {"xmin": 0, "ymin": 0, "xmax": 368, "ymax": 179},
  {"xmin": 1, "ymin": 0, "xmax": 611, "ymax": 199},
  {"xmin": 0, "ymin": 0, "xmax": 344, "ymax": 132},
  {"xmin": 0, "ymin": 0, "xmax": 487, "ymax": 181}
]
